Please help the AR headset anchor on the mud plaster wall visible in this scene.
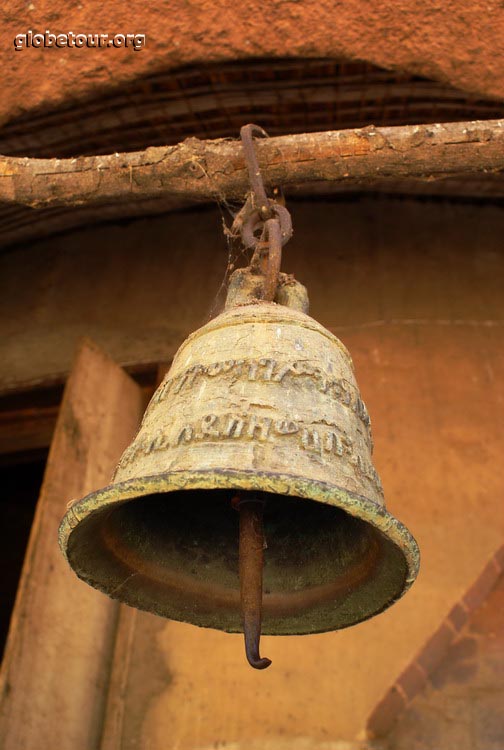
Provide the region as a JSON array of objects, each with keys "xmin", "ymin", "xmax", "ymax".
[
  {"xmin": 2, "ymin": 196, "xmax": 504, "ymax": 744},
  {"xmin": 2, "ymin": 197, "xmax": 504, "ymax": 393},
  {"xmin": 3, "ymin": 0, "xmax": 504, "ymax": 127}
]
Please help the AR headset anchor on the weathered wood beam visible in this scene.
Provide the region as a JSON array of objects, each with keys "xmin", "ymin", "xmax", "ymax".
[
  {"xmin": 0, "ymin": 367, "xmax": 156, "ymax": 451},
  {"xmin": 1, "ymin": 119, "xmax": 504, "ymax": 210},
  {"xmin": 0, "ymin": 340, "xmax": 144, "ymax": 750},
  {"xmin": 0, "ymin": 404, "xmax": 58, "ymax": 457}
]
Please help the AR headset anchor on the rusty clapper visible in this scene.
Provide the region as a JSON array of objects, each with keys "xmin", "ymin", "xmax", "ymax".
[{"xmin": 59, "ymin": 124, "xmax": 420, "ymax": 670}]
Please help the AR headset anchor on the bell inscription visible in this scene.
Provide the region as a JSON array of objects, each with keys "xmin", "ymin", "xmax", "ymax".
[
  {"xmin": 117, "ymin": 408, "xmax": 382, "ymax": 496},
  {"xmin": 148, "ymin": 356, "xmax": 370, "ymax": 427}
]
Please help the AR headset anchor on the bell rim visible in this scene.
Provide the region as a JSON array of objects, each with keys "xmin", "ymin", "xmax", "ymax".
[{"xmin": 59, "ymin": 468, "xmax": 420, "ymax": 630}]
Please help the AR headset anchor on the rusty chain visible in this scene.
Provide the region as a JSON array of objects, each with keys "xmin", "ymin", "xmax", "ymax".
[{"xmin": 229, "ymin": 124, "xmax": 293, "ymax": 301}]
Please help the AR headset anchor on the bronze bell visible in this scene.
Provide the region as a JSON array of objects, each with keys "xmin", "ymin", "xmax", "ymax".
[
  {"xmin": 59, "ymin": 125, "xmax": 419, "ymax": 670},
  {"xmin": 59, "ymin": 267, "xmax": 419, "ymax": 665}
]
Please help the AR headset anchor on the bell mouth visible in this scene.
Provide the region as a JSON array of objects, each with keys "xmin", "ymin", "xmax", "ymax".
[{"xmin": 60, "ymin": 470, "xmax": 419, "ymax": 635}]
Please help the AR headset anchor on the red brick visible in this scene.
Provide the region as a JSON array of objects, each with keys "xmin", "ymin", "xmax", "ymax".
[
  {"xmin": 493, "ymin": 545, "xmax": 504, "ymax": 573},
  {"xmin": 397, "ymin": 662, "xmax": 428, "ymax": 702},
  {"xmin": 448, "ymin": 602, "xmax": 469, "ymax": 632},
  {"xmin": 367, "ymin": 686, "xmax": 406, "ymax": 738},
  {"xmin": 463, "ymin": 559, "xmax": 500, "ymax": 613},
  {"xmin": 416, "ymin": 623, "xmax": 455, "ymax": 676}
]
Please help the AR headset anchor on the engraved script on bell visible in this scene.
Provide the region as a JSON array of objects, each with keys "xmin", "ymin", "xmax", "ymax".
[{"xmin": 114, "ymin": 304, "xmax": 381, "ymax": 502}]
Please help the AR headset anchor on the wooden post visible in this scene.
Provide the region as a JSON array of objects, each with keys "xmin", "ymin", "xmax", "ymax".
[{"xmin": 0, "ymin": 339, "xmax": 144, "ymax": 750}]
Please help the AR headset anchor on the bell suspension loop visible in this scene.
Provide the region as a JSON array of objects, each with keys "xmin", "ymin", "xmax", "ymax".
[{"xmin": 230, "ymin": 124, "xmax": 293, "ymax": 304}]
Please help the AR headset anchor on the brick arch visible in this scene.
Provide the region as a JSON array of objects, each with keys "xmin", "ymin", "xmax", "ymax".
[{"xmin": 1, "ymin": 58, "xmax": 503, "ymax": 159}]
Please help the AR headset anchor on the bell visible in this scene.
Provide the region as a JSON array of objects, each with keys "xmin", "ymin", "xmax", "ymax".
[
  {"xmin": 59, "ymin": 124, "xmax": 419, "ymax": 670},
  {"xmin": 59, "ymin": 267, "xmax": 419, "ymax": 667}
]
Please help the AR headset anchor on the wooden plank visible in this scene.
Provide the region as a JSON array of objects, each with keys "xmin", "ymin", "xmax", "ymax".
[
  {"xmin": 100, "ymin": 608, "xmax": 138, "ymax": 750},
  {"xmin": 0, "ymin": 372, "xmax": 156, "ymax": 457},
  {"xmin": 0, "ymin": 338, "xmax": 144, "ymax": 750},
  {"xmin": 0, "ymin": 404, "xmax": 58, "ymax": 456}
]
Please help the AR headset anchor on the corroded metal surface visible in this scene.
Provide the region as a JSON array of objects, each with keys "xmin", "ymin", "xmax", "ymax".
[{"xmin": 59, "ymin": 300, "xmax": 419, "ymax": 635}]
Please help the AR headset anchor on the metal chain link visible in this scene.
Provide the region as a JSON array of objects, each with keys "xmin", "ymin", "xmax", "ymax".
[{"xmin": 229, "ymin": 124, "xmax": 293, "ymax": 301}]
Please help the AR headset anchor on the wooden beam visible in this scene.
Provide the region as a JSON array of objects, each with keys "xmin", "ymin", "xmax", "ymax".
[
  {"xmin": 0, "ymin": 404, "xmax": 58, "ymax": 457},
  {"xmin": 0, "ymin": 368, "xmax": 156, "ymax": 456},
  {"xmin": 0, "ymin": 339, "xmax": 144, "ymax": 750},
  {"xmin": 1, "ymin": 119, "xmax": 504, "ymax": 211}
]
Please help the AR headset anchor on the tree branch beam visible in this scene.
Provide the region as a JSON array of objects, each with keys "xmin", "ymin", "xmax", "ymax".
[{"xmin": 1, "ymin": 119, "xmax": 504, "ymax": 210}]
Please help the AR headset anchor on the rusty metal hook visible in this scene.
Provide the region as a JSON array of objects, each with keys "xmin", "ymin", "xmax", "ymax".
[
  {"xmin": 239, "ymin": 124, "xmax": 273, "ymax": 221},
  {"xmin": 233, "ymin": 494, "xmax": 272, "ymax": 670}
]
